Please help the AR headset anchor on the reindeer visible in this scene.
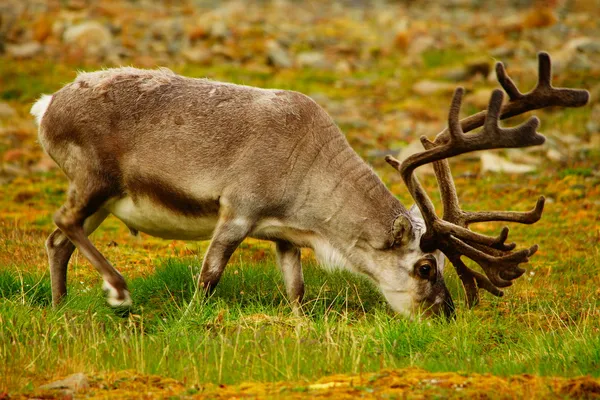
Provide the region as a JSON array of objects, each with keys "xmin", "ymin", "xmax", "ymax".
[{"xmin": 31, "ymin": 53, "xmax": 588, "ymax": 317}]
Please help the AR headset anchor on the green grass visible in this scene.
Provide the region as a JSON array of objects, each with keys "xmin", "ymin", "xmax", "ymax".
[{"xmin": 1, "ymin": 258, "xmax": 599, "ymax": 393}]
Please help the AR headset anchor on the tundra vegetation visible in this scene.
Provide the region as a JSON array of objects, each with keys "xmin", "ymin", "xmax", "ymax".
[{"xmin": 1, "ymin": 1, "xmax": 599, "ymax": 398}]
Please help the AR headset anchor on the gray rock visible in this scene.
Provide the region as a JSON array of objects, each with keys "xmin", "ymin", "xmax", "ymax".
[
  {"xmin": 412, "ymin": 80, "xmax": 456, "ymax": 96},
  {"xmin": 564, "ymin": 37, "xmax": 600, "ymax": 54},
  {"xmin": 569, "ymin": 53, "xmax": 591, "ymax": 72},
  {"xmin": 480, "ymin": 152, "xmax": 537, "ymax": 174},
  {"xmin": 546, "ymin": 148, "xmax": 566, "ymax": 163},
  {"xmin": 466, "ymin": 88, "xmax": 500, "ymax": 109},
  {"xmin": 505, "ymin": 149, "xmax": 541, "ymax": 166},
  {"xmin": 6, "ymin": 41, "xmax": 42, "ymax": 59},
  {"xmin": 586, "ymin": 120, "xmax": 599, "ymax": 134},
  {"xmin": 266, "ymin": 40, "xmax": 292, "ymax": 68},
  {"xmin": 63, "ymin": 21, "xmax": 112, "ymax": 56},
  {"xmin": 210, "ymin": 20, "xmax": 230, "ymax": 40},
  {"xmin": 490, "ymin": 46, "xmax": 515, "ymax": 58},
  {"xmin": 408, "ymin": 35, "xmax": 436, "ymax": 56},
  {"xmin": 296, "ymin": 51, "xmax": 327, "ymax": 69},
  {"xmin": 149, "ymin": 18, "xmax": 187, "ymax": 55},
  {"xmin": 396, "ymin": 139, "xmax": 434, "ymax": 177},
  {"xmin": 39, "ymin": 373, "xmax": 89, "ymax": 392},
  {"xmin": 182, "ymin": 46, "xmax": 212, "ymax": 64}
]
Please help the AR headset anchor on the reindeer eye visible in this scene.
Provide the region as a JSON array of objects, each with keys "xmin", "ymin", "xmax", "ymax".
[{"xmin": 415, "ymin": 256, "xmax": 437, "ymax": 281}]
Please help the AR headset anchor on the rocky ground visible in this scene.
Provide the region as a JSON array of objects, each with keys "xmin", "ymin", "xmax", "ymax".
[{"xmin": 1, "ymin": 0, "xmax": 599, "ymax": 182}]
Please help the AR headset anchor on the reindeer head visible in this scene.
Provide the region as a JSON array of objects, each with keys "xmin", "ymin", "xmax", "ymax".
[
  {"xmin": 375, "ymin": 205, "xmax": 454, "ymax": 318},
  {"xmin": 383, "ymin": 52, "xmax": 588, "ymax": 314}
]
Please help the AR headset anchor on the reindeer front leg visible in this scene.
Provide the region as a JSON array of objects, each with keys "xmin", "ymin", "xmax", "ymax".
[
  {"xmin": 276, "ymin": 240, "xmax": 304, "ymax": 314},
  {"xmin": 199, "ymin": 211, "xmax": 253, "ymax": 292}
]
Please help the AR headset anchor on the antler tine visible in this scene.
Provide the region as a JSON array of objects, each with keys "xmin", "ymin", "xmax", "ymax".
[
  {"xmin": 496, "ymin": 61, "xmax": 523, "ymax": 101},
  {"xmin": 482, "ymin": 90, "xmax": 544, "ymax": 148},
  {"xmin": 447, "ymin": 251, "xmax": 504, "ymax": 307},
  {"xmin": 387, "ymin": 52, "xmax": 588, "ymax": 307},
  {"xmin": 433, "ymin": 52, "xmax": 589, "ymax": 141},
  {"xmin": 464, "ymin": 196, "xmax": 545, "ymax": 224},
  {"xmin": 420, "ymin": 137, "xmax": 460, "ymax": 221},
  {"xmin": 448, "ymin": 237, "xmax": 536, "ymax": 288},
  {"xmin": 536, "ymin": 51, "xmax": 552, "ymax": 89},
  {"xmin": 448, "ymin": 87, "xmax": 466, "ymax": 143},
  {"xmin": 423, "ymin": 133, "xmax": 541, "ymax": 303}
]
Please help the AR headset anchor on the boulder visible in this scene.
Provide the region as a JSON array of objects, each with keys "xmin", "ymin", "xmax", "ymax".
[
  {"xmin": 412, "ymin": 80, "xmax": 455, "ymax": 96},
  {"xmin": 40, "ymin": 373, "xmax": 89, "ymax": 393},
  {"xmin": 296, "ymin": 51, "xmax": 327, "ymax": 69},
  {"xmin": 63, "ymin": 21, "xmax": 112, "ymax": 56},
  {"xmin": 6, "ymin": 41, "xmax": 42, "ymax": 59},
  {"xmin": 266, "ymin": 40, "xmax": 292, "ymax": 68},
  {"xmin": 480, "ymin": 152, "xmax": 536, "ymax": 174}
]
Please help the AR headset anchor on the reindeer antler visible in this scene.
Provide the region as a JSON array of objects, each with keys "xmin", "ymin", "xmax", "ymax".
[{"xmin": 386, "ymin": 52, "xmax": 589, "ymax": 307}]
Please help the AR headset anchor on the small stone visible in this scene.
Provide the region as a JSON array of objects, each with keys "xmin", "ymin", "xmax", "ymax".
[
  {"xmin": 296, "ymin": 51, "xmax": 327, "ymax": 69},
  {"xmin": 210, "ymin": 20, "xmax": 230, "ymax": 40},
  {"xmin": 555, "ymin": 134, "xmax": 582, "ymax": 146},
  {"xmin": 182, "ymin": 46, "xmax": 212, "ymax": 64},
  {"xmin": 505, "ymin": 149, "xmax": 541, "ymax": 165},
  {"xmin": 586, "ymin": 121, "xmax": 599, "ymax": 134},
  {"xmin": 408, "ymin": 35, "xmax": 435, "ymax": 55},
  {"xmin": 2, "ymin": 164, "xmax": 28, "ymax": 177},
  {"xmin": 412, "ymin": 80, "xmax": 455, "ymax": 96},
  {"xmin": 266, "ymin": 40, "xmax": 292, "ymax": 68},
  {"xmin": 39, "ymin": 373, "xmax": 89, "ymax": 392},
  {"xmin": 6, "ymin": 42, "xmax": 43, "ymax": 59},
  {"xmin": 480, "ymin": 152, "xmax": 536, "ymax": 174},
  {"xmin": 335, "ymin": 60, "xmax": 352, "ymax": 74},
  {"xmin": 564, "ymin": 37, "xmax": 600, "ymax": 54},
  {"xmin": 546, "ymin": 148, "xmax": 566, "ymax": 162},
  {"xmin": 396, "ymin": 139, "xmax": 434, "ymax": 177},
  {"xmin": 568, "ymin": 53, "xmax": 591, "ymax": 72},
  {"xmin": 0, "ymin": 102, "xmax": 17, "ymax": 119},
  {"xmin": 63, "ymin": 21, "xmax": 113, "ymax": 56},
  {"xmin": 490, "ymin": 46, "xmax": 515, "ymax": 58},
  {"xmin": 466, "ymin": 88, "xmax": 506, "ymax": 109}
]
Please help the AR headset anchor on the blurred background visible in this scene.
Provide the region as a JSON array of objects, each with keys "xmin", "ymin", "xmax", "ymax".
[
  {"xmin": 1, "ymin": 0, "xmax": 598, "ymax": 174},
  {"xmin": 0, "ymin": 0, "xmax": 598, "ymax": 269}
]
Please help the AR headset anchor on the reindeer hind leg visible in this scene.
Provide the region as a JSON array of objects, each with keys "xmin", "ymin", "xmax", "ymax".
[
  {"xmin": 47, "ymin": 209, "xmax": 109, "ymax": 306},
  {"xmin": 53, "ymin": 181, "xmax": 131, "ymax": 307}
]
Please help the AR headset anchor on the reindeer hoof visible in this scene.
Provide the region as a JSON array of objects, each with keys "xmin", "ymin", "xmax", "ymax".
[{"xmin": 102, "ymin": 281, "xmax": 132, "ymax": 307}]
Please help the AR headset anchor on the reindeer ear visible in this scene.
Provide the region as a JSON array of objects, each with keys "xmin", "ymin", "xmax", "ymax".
[
  {"xmin": 432, "ymin": 249, "xmax": 446, "ymax": 271},
  {"xmin": 409, "ymin": 204, "xmax": 423, "ymax": 220},
  {"xmin": 392, "ymin": 214, "xmax": 414, "ymax": 247}
]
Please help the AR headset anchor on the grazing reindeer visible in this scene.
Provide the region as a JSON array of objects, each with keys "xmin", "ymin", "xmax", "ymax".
[{"xmin": 31, "ymin": 52, "xmax": 587, "ymax": 317}]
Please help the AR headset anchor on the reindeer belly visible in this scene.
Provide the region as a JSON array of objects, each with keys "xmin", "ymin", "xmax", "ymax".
[{"xmin": 106, "ymin": 196, "xmax": 219, "ymax": 240}]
